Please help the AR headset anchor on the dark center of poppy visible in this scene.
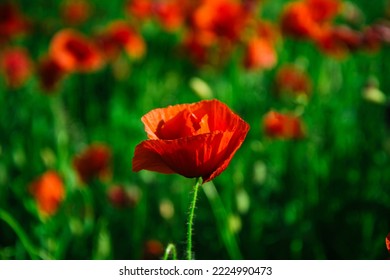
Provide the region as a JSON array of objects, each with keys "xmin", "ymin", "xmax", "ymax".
[{"xmin": 65, "ymin": 38, "xmax": 92, "ymax": 62}]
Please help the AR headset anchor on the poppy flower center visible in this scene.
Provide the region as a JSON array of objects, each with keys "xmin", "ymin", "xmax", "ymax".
[
  {"xmin": 156, "ymin": 109, "xmax": 210, "ymax": 140},
  {"xmin": 65, "ymin": 38, "xmax": 92, "ymax": 62}
]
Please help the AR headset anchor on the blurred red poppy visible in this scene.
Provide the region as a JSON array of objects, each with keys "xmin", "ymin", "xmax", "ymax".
[
  {"xmin": 61, "ymin": 0, "xmax": 91, "ymax": 26},
  {"xmin": 263, "ymin": 111, "xmax": 305, "ymax": 139},
  {"xmin": 0, "ymin": 47, "xmax": 33, "ymax": 88},
  {"xmin": 49, "ymin": 29, "xmax": 104, "ymax": 73},
  {"xmin": 305, "ymin": 0, "xmax": 340, "ymax": 22},
  {"xmin": 256, "ymin": 20, "xmax": 280, "ymax": 44},
  {"xmin": 360, "ymin": 21, "xmax": 390, "ymax": 53},
  {"xmin": 192, "ymin": 0, "xmax": 249, "ymax": 44},
  {"xmin": 281, "ymin": 2, "xmax": 322, "ymax": 40},
  {"xmin": 30, "ymin": 171, "xmax": 65, "ymax": 216},
  {"xmin": 107, "ymin": 185, "xmax": 140, "ymax": 208},
  {"xmin": 360, "ymin": 26, "xmax": 382, "ymax": 53},
  {"xmin": 386, "ymin": 232, "xmax": 390, "ymax": 253},
  {"xmin": 0, "ymin": 2, "xmax": 29, "ymax": 43},
  {"xmin": 275, "ymin": 64, "xmax": 312, "ymax": 97},
  {"xmin": 73, "ymin": 144, "xmax": 112, "ymax": 184},
  {"xmin": 96, "ymin": 21, "xmax": 146, "ymax": 60},
  {"xmin": 243, "ymin": 37, "xmax": 277, "ymax": 71},
  {"xmin": 143, "ymin": 240, "xmax": 164, "ymax": 260},
  {"xmin": 132, "ymin": 99, "xmax": 249, "ymax": 183},
  {"xmin": 281, "ymin": 0, "xmax": 340, "ymax": 41},
  {"xmin": 316, "ymin": 25, "xmax": 361, "ymax": 58},
  {"xmin": 37, "ymin": 56, "xmax": 67, "ymax": 92},
  {"xmin": 371, "ymin": 20, "xmax": 390, "ymax": 45},
  {"xmin": 182, "ymin": 32, "xmax": 208, "ymax": 65},
  {"xmin": 155, "ymin": 0, "xmax": 186, "ymax": 31},
  {"xmin": 125, "ymin": 0, "xmax": 153, "ymax": 20}
]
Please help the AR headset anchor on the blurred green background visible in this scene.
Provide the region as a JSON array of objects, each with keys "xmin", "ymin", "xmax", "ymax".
[{"xmin": 1, "ymin": 0, "xmax": 390, "ymax": 260}]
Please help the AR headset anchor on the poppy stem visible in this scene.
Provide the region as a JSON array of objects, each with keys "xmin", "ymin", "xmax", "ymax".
[
  {"xmin": 186, "ymin": 177, "xmax": 203, "ymax": 260},
  {"xmin": 0, "ymin": 209, "xmax": 44, "ymax": 259},
  {"xmin": 163, "ymin": 243, "xmax": 177, "ymax": 260}
]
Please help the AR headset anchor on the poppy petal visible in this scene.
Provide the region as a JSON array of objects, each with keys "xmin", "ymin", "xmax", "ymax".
[
  {"xmin": 132, "ymin": 141, "xmax": 175, "ymax": 174},
  {"xmin": 132, "ymin": 125, "xmax": 248, "ymax": 182}
]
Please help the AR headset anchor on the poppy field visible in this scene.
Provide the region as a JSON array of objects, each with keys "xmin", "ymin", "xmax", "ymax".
[{"xmin": 1, "ymin": 0, "xmax": 390, "ymax": 260}]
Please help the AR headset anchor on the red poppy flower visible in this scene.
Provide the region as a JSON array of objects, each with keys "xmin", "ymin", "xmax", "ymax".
[
  {"xmin": 0, "ymin": 2, "xmax": 29, "ymax": 42},
  {"xmin": 0, "ymin": 47, "xmax": 33, "ymax": 88},
  {"xmin": 155, "ymin": 0, "xmax": 185, "ymax": 32},
  {"xmin": 132, "ymin": 99, "xmax": 249, "ymax": 183},
  {"xmin": 281, "ymin": 2, "xmax": 322, "ymax": 40},
  {"xmin": 360, "ymin": 26, "xmax": 382, "ymax": 53},
  {"xmin": 386, "ymin": 232, "xmax": 390, "ymax": 253},
  {"xmin": 73, "ymin": 144, "xmax": 112, "ymax": 184},
  {"xmin": 61, "ymin": 0, "xmax": 91, "ymax": 26},
  {"xmin": 360, "ymin": 22, "xmax": 390, "ymax": 53},
  {"xmin": 125, "ymin": 0, "xmax": 153, "ymax": 20},
  {"xmin": 192, "ymin": 0, "xmax": 248, "ymax": 43},
  {"xmin": 256, "ymin": 20, "xmax": 280, "ymax": 44},
  {"xmin": 37, "ymin": 56, "xmax": 67, "ymax": 92},
  {"xmin": 143, "ymin": 240, "xmax": 164, "ymax": 260},
  {"xmin": 182, "ymin": 32, "xmax": 209, "ymax": 65},
  {"xmin": 305, "ymin": 0, "xmax": 341, "ymax": 22},
  {"xmin": 243, "ymin": 37, "xmax": 277, "ymax": 71},
  {"xmin": 263, "ymin": 111, "xmax": 305, "ymax": 139},
  {"xmin": 96, "ymin": 21, "xmax": 145, "ymax": 60},
  {"xmin": 371, "ymin": 21, "xmax": 390, "ymax": 45},
  {"xmin": 316, "ymin": 25, "xmax": 361, "ymax": 58},
  {"xmin": 107, "ymin": 185, "xmax": 140, "ymax": 208},
  {"xmin": 29, "ymin": 171, "xmax": 65, "ymax": 216},
  {"xmin": 49, "ymin": 29, "xmax": 104, "ymax": 73},
  {"xmin": 275, "ymin": 64, "xmax": 312, "ymax": 97}
]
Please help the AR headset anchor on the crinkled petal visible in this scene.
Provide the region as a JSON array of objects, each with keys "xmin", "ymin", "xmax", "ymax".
[
  {"xmin": 142, "ymin": 99, "xmax": 242, "ymax": 139},
  {"xmin": 132, "ymin": 120, "xmax": 249, "ymax": 182},
  {"xmin": 132, "ymin": 142, "xmax": 175, "ymax": 174}
]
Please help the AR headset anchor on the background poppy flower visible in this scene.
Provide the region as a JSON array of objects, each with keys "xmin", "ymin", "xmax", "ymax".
[
  {"xmin": 61, "ymin": 0, "xmax": 92, "ymax": 26},
  {"xmin": 155, "ymin": 0, "xmax": 185, "ymax": 32},
  {"xmin": 143, "ymin": 240, "xmax": 164, "ymax": 260},
  {"xmin": 29, "ymin": 171, "xmax": 65, "ymax": 216},
  {"xmin": 0, "ymin": 2, "xmax": 29, "ymax": 43},
  {"xmin": 386, "ymin": 232, "xmax": 390, "ymax": 253},
  {"xmin": 305, "ymin": 0, "xmax": 341, "ymax": 22},
  {"xmin": 263, "ymin": 110, "xmax": 305, "ymax": 139},
  {"xmin": 0, "ymin": 47, "xmax": 33, "ymax": 88},
  {"xmin": 191, "ymin": 0, "xmax": 249, "ymax": 43},
  {"xmin": 107, "ymin": 185, "xmax": 140, "ymax": 208},
  {"xmin": 275, "ymin": 64, "xmax": 312, "ymax": 97},
  {"xmin": 125, "ymin": 0, "xmax": 153, "ymax": 21},
  {"xmin": 316, "ymin": 25, "xmax": 361, "ymax": 58},
  {"xmin": 281, "ymin": 2, "xmax": 322, "ymax": 40},
  {"xmin": 37, "ymin": 56, "xmax": 67, "ymax": 92},
  {"xmin": 49, "ymin": 29, "xmax": 104, "ymax": 73},
  {"xmin": 73, "ymin": 144, "xmax": 112, "ymax": 184},
  {"xmin": 96, "ymin": 21, "xmax": 145, "ymax": 60},
  {"xmin": 243, "ymin": 37, "xmax": 277, "ymax": 71},
  {"xmin": 132, "ymin": 99, "xmax": 249, "ymax": 183}
]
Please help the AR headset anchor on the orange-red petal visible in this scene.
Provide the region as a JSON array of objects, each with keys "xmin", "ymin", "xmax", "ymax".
[
  {"xmin": 50, "ymin": 29, "xmax": 103, "ymax": 73},
  {"xmin": 133, "ymin": 124, "xmax": 248, "ymax": 182},
  {"xmin": 142, "ymin": 99, "xmax": 244, "ymax": 139}
]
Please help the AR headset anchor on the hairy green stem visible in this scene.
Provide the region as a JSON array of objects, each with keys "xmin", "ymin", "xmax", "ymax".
[
  {"xmin": 163, "ymin": 243, "xmax": 177, "ymax": 260},
  {"xmin": 186, "ymin": 177, "xmax": 202, "ymax": 260}
]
